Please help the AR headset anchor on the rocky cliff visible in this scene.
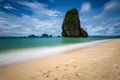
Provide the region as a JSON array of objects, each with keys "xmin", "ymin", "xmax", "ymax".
[{"xmin": 62, "ymin": 8, "xmax": 88, "ymax": 37}]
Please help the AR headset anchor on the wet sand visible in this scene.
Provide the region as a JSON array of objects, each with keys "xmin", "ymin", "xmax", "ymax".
[{"xmin": 0, "ymin": 39, "xmax": 120, "ymax": 80}]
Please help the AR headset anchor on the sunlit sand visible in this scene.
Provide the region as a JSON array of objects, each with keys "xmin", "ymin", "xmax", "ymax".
[{"xmin": 0, "ymin": 39, "xmax": 120, "ymax": 80}]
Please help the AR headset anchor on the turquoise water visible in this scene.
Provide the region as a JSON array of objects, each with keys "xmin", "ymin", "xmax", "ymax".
[{"xmin": 0, "ymin": 36, "xmax": 119, "ymax": 52}]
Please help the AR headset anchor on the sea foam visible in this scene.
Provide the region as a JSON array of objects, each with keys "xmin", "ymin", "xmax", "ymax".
[{"xmin": 0, "ymin": 40, "xmax": 108, "ymax": 66}]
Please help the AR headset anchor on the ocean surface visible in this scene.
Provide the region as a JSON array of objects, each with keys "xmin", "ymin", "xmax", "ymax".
[{"xmin": 0, "ymin": 36, "xmax": 120, "ymax": 52}]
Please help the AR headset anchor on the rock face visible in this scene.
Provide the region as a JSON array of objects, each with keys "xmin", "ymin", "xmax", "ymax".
[{"xmin": 62, "ymin": 8, "xmax": 88, "ymax": 37}]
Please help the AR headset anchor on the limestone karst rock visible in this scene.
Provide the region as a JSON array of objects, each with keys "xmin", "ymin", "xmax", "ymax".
[{"xmin": 62, "ymin": 8, "xmax": 88, "ymax": 37}]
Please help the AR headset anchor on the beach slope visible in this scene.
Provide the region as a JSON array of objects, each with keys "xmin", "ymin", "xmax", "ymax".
[{"xmin": 0, "ymin": 39, "xmax": 120, "ymax": 80}]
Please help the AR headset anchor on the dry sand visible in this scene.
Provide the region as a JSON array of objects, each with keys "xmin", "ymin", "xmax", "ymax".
[{"xmin": 0, "ymin": 39, "xmax": 120, "ymax": 80}]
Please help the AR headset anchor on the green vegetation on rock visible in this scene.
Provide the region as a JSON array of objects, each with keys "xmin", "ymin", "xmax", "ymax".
[{"xmin": 62, "ymin": 8, "xmax": 88, "ymax": 37}]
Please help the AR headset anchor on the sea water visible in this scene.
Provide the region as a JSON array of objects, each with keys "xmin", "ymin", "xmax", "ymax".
[
  {"xmin": 0, "ymin": 36, "xmax": 120, "ymax": 65},
  {"xmin": 0, "ymin": 36, "xmax": 120, "ymax": 52}
]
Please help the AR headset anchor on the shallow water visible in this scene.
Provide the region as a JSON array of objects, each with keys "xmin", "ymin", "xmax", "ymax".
[{"xmin": 0, "ymin": 36, "xmax": 119, "ymax": 52}]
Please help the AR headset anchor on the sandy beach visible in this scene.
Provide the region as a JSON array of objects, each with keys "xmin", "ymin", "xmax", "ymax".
[{"xmin": 0, "ymin": 39, "xmax": 120, "ymax": 80}]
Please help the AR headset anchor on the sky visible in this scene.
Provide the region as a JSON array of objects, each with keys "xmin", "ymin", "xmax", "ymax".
[{"xmin": 0, "ymin": 0, "xmax": 120, "ymax": 37}]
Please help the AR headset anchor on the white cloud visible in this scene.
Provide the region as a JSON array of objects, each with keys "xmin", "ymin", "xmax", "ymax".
[
  {"xmin": 95, "ymin": 0, "xmax": 120, "ymax": 19},
  {"xmin": 0, "ymin": 1, "xmax": 63, "ymax": 37},
  {"xmin": 104, "ymin": 1, "xmax": 116, "ymax": 11},
  {"xmin": 81, "ymin": 18, "xmax": 89, "ymax": 22},
  {"xmin": 85, "ymin": 0, "xmax": 120, "ymax": 36},
  {"xmin": 17, "ymin": 1, "xmax": 61, "ymax": 17},
  {"xmin": 85, "ymin": 18, "xmax": 120, "ymax": 36},
  {"xmin": 80, "ymin": 2, "xmax": 91, "ymax": 13},
  {"xmin": 0, "ymin": 11, "xmax": 62, "ymax": 37},
  {"xmin": 3, "ymin": 4, "xmax": 17, "ymax": 10},
  {"xmin": 4, "ymin": 5, "xmax": 13, "ymax": 9}
]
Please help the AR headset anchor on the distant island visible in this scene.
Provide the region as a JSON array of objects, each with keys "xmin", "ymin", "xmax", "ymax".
[
  {"xmin": 28, "ymin": 34, "xmax": 54, "ymax": 38},
  {"xmin": 62, "ymin": 8, "xmax": 88, "ymax": 37},
  {"xmin": 41, "ymin": 34, "xmax": 52, "ymax": 37}
]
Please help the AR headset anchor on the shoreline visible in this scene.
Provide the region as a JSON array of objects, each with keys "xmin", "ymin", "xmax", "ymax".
[
  {"xmin": 0, "ymin": 39, "xmax": 120, "ymax": 80},
  {"xmin": 0, "ymin": 39, "xmax": 109, "ymax": 66}
]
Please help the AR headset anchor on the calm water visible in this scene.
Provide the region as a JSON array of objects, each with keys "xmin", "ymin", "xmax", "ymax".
[{"xmin": 0, "ymin": 36, "xmax": 119, "ymax": 52}]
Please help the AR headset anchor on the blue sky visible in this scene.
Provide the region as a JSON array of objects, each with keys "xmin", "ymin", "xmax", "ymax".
[{"xmin": 0, "ymin": 0, "xmax": 120, "ymax": 37}]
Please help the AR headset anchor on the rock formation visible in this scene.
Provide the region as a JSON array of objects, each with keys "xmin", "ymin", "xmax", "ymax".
[
  {"xmin": 41, "ymin": 34, "xmax": 49, "ymax": 37},
  {"xmin": 62, "ymin": 8, "xmax": 88, "ymax": 37},
  {"xmin": 28, "ymin": 35, "xmax": 38, "ymax": 37},
  {"xmin": 41, "ymin": 34, "xmax": 53, "ymax": 37}
]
